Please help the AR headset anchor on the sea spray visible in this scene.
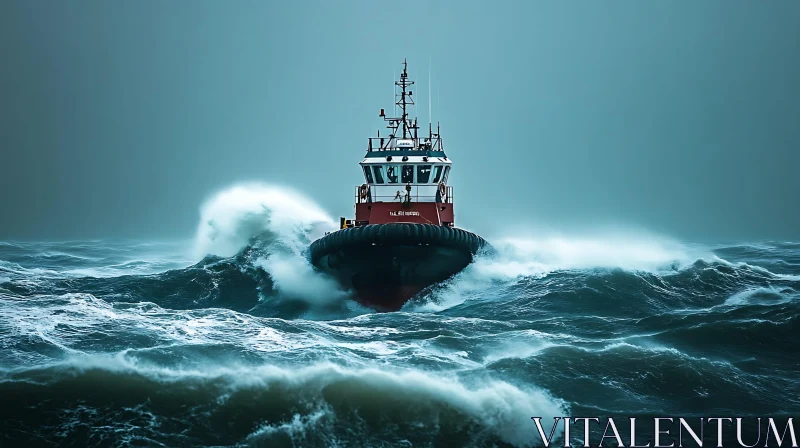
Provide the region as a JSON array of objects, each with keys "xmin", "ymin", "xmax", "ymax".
[{"xmin": 193, "ymin": 183, "xmax": 336, "ymax": 259}]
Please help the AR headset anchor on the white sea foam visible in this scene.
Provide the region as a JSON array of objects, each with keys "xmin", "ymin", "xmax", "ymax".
[
  {"xmin": 0, "ymin": 293, "xmax": 408, "ymax": 364},
  {"xmin": 482, "ymin": 232, "xmax": 693, "ymax": 277},
  {"xmin": 246, "ymin": 409, "xmax": 330, "ymax": 443}
]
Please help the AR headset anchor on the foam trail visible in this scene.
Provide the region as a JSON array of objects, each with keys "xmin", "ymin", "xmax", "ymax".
[{"xmin": 193, "ymin": 183, "xmax": 336, "ymax": 259}]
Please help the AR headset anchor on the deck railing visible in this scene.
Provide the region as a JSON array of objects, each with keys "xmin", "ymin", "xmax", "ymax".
[{"xmin": 355, "ymin": 185, "xmax": 453, "ymax": 204}]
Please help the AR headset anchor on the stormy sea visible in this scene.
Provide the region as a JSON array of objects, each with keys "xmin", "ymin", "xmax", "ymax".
[{"xmin": 1, "ymin": 185, "xmax": 798, "ymax": 448}]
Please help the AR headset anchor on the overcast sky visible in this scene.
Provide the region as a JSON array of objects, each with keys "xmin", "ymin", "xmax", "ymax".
[{"xmin": 1, "ymin": 0, "xmax": 798, "ymax": 242}]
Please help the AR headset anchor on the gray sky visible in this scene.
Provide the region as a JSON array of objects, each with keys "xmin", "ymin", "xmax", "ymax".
[{"xmin": 1, "ymin": 0, "xmax": 798, "ymax": 242}]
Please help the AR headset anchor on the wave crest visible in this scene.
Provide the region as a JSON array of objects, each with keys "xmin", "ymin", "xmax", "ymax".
[{"xmin": 2, "ymin": 354, "xmax": 567, "ymax": 448}]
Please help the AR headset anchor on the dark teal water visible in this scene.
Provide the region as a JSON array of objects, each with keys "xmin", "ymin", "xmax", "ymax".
[{"xmin": 1, "ymin": 237, "xmax": 798, "ymax": 447}]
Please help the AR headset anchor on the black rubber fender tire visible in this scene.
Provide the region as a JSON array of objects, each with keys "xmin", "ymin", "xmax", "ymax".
[{"xmin": 308, "ymin": 224, "xmax": 489, "ymax": 264}]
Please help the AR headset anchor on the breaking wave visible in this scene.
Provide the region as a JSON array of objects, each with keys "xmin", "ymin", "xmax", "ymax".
[{"xmin": 193, "ymin": 183, "xmax": 336, "ymax": 259}]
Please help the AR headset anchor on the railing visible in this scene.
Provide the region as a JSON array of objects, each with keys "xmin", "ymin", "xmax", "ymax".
[
  {"xmin": 366, "ymin": 136, "xmax": 443, "ymax": 152},
  {"xmin": 355, "ymin": 185, "xmax": 453, "ymax": 204}
]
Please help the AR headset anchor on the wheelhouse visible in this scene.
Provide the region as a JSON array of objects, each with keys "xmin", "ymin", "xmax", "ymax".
[{"xmin": 360, "ymin": 160, "xmax": 451, "ymax": 186}]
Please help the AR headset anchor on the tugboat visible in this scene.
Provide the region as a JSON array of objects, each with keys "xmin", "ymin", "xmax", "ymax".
[{"xmin": 308, "ymin": 60, "xmax": 488, "ymax": 311}]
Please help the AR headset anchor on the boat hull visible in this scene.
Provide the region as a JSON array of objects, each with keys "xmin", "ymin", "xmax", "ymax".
[{"xmin": 308, "ymin": 224, "xmax": 487, "ymax": 311}]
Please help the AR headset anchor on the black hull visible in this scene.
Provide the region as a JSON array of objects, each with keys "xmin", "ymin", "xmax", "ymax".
[{"xmin": 308, "ymin": 224, "xmax": 488, "ymax": 311}]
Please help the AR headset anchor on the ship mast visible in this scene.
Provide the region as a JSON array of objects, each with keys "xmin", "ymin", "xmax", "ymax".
[
  {"xmin": 372, "ymin": 60, "xmax": 437, "ymax": 151},
  {"xmin": 395, "ymin": 59, "xmax": 416, "ymax": 139}
]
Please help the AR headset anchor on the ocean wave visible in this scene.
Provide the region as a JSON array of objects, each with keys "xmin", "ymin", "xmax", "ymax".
[
  {"xmin": 1, "ymin": 236, "xmax": 799, "ymax": 446},
  {"xmin": 407, "ymin": 238, "xmax": 800, "ymax": 314},
  {"xmin": 0, "ymin": 354, "xmax": 567, "ymax": 448}
]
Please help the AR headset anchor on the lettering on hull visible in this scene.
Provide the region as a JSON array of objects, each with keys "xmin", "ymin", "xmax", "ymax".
[{"xmin": 389, "ymin": 211, "xmax": 420, "ymax": 217}]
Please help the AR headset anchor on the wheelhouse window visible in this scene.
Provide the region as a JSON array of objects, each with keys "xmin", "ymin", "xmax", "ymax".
[
  {"xmin": 401, "ymin": 165, "xmax": 414, "ymax": 183},
  {"xmin": 417, "ymin": 165, "xmax": 432, "ymax": 183},
  {"xmin": 363, "ymin": 166, "xmax": 374, "ymax": 184},
  {"xmin": 386, "ymin": 165, "xmax": 399, "ymax": 183},
  {"xmin": 372, "ymin": 165, "xmax": 385, "ymax": 184},
  {"xmin": 442, "ymin": 166, "xmax": 451, "ymax": 184},
  {"xmin": 432, "ymin": 165, "xmax": 443, "ymax": 183}
]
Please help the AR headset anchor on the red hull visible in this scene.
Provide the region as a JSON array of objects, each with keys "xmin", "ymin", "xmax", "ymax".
[{"xmin": 355, "ymin": 202, "xmax": 454, "ymax": 226}]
